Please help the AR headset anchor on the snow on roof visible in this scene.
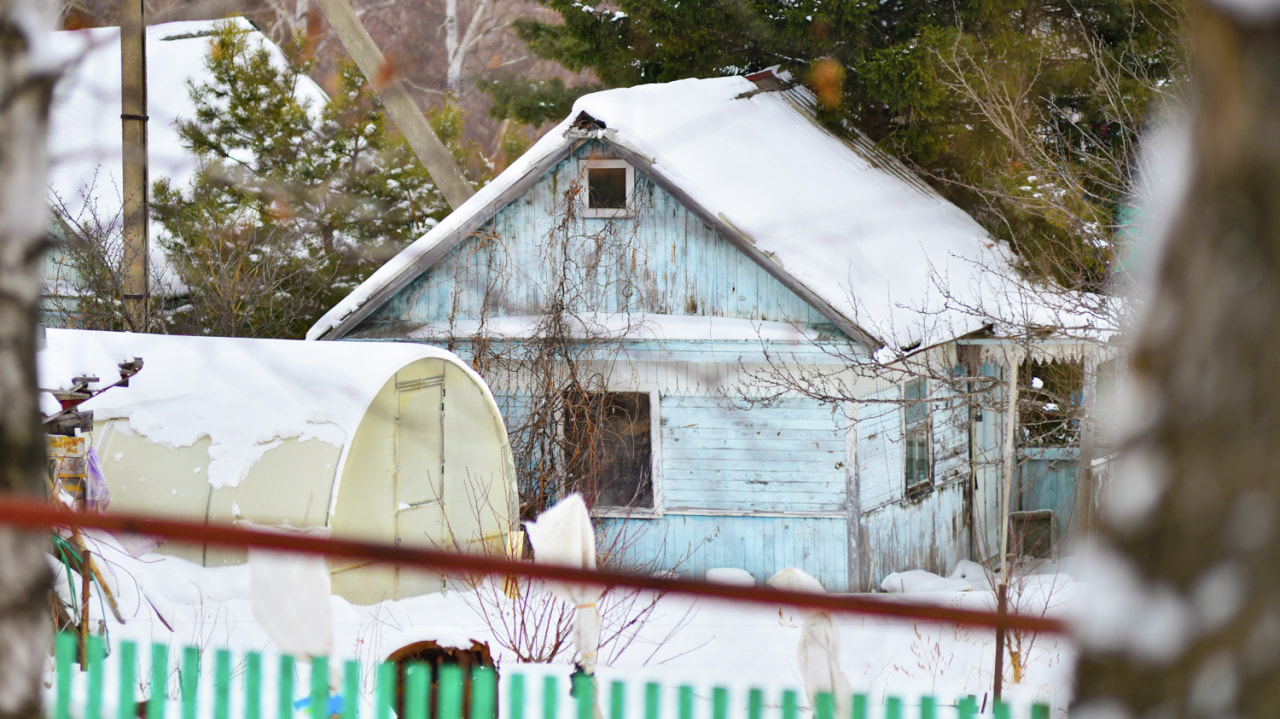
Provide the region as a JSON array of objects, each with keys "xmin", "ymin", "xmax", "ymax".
[
  {"xmin": 38, "ymin": 329, "xmax": 488, "ymax": 489},
  {"xmin": 47, "ymin": 19, "xmax": 328, "ymax": 288},
  {"xmin": 310, "ymin": 74, "xmax": 1064, "ymax": 351}
]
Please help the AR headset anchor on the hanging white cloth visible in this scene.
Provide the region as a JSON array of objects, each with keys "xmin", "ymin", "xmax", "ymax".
[
  {"xmin": 525, "ymin": 494, "xmax": 604, "ymax": 673},
  {"xmin": 768, "ymin": 568, "xmax": 853, "ymax": 712},
  {"xmin": 245, "ymin": 522, "xmax": 334, "ymax": 659}
]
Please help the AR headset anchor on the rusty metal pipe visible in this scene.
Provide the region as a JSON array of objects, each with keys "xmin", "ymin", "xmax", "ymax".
[{"xmin": 4, "ymin": 498, "xmax": 1067, "ymax": 635}]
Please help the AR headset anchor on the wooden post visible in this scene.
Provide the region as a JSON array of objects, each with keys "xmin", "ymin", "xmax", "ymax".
[
  {"xmin": 313, "ymin": 0, "xmax": 474, "ymax": 209},
  {"xmin": 999, "ymin": 353, "xmax": 1018, "ymax": 574},
  {"xmin": 994, "ymin": 350, "xmax": 1018, "ymax": 702},
  {"xmin": 993, "ymin": 581, "xmax": 1007, "ymax": 703},
  {"xmin": 120, "ymin": 0, "xmax": 150, "ymax": 330},
  {"xmin": 78, "ymin": 549, "xmax": 92, "ymax": 668},
  {"xmin": 1074, "ymin": 356, "xmax": 1099, "ymax": 537}
]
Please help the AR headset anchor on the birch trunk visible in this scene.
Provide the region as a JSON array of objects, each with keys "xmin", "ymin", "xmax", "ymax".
[
  {"xmin": 444, "ymin": 0, "xmax": 489, "ymax": 96},
  {"xmin": 444, "ymin": 0, "xmax": 460, "ymax": 94},
  {"xmin": 1073, "ymin": 3, "xmax": 1280, "ymax": 715},
  {"xmin": 0, "ymin": 0, "xmax": 57, "ymax": 715}
]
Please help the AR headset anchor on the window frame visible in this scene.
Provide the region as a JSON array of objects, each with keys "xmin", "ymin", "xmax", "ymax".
[
  {"xmin": 902, "ymin": 378, "xmax": 933, "ymax": 497},
  {"xmin": 580, "ymin": 159, "xmax": 635, "ymax": 219},
  {"xmin": 561, "ymin": 387, "xmax": 662, "ymax": 518}
]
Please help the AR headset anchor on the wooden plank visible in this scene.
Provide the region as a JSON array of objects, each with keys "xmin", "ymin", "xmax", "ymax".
[
  {"xmin": 663, "ymin": 489, "xmax": 844, "ymax": 504},
  {"xmin": 599, "ymin": 514, "xmax": 849, "ymax": 589},
  {"xmin": 661, "ymin": 415, "xmax": 846, "ymax": 430},
  {"xmin": 665, "ymin": 501, "xmax": 845, "ymax": 515},
  {"xmin": 661, "ymin": 447, "xmax": 841, "ymax": 462},
  {"xmin": 663, "ymin": 421, "xmax": 845, "ymax": 436},
  {"xmin": 663, "ymin": 436, "xmax": 843, "ymax": 454},
  {"xmin": 314, "ymin": 0, "xmax": 471, "ymax": 207},
  {"xmin": 661, "ymin": 468, "xmax": 845, "ymax": 485},
  {"xmin": 861, "ymin": 481, "xmax": 970, "ymax": 585}
]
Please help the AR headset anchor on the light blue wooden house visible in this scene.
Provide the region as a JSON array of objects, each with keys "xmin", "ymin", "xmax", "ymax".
[{"xmin": 310, "ymin": 72, "xmax": 1102, "ymax": 591}]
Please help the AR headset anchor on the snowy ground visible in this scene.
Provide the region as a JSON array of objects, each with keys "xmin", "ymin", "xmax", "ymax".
[{"xmin": 46, "ymin": 531, "xmax": 1077, "ymax": 719}]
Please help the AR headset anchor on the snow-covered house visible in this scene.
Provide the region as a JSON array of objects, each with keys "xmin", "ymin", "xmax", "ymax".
[
  {"xmin": 308, "ymin": 73, "xmax": 1105, "ymax": 591},
  {"xmin": 43, "ymin": 18, "xmax": 325, "ymax": 324}
]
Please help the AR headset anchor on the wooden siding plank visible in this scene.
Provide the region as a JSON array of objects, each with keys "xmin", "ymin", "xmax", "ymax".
[
  {"xmin": 665, "ymin": 455, "xmax": 844, "ymax": 473},
  {"xmin": 662, "ymin": 448, "xmax": 842, "ymax": 463},
  {"xmin": 855, "ymin": 388, "xmax": 903, "ymax": 511}
]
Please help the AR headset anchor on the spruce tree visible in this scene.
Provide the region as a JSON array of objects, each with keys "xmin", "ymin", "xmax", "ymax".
[
  {"xmin": 493, "ymin": 0, "xmax": 1186, "ymax": 292},
  {"xmin": 152, "ymin": 22, "xmax": 450, "ymax": 338}
]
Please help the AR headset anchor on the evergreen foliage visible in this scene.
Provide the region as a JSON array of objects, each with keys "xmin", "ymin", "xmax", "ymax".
[
  {"xmin": 152, "ymin": 22, "xmax": 451, "ymax": 338},
  {"xmin": 493, "ymin": 0, "xmax": 1187, "ymax": 290}
]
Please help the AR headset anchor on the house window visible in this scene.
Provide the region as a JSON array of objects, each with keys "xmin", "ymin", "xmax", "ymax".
[
  {"xmin": 903, "ymin": 378, "xmax": 932, "ymax": 494},
  {"xmin": 564, "ymin": 391, "xmax": 654, "ymax": 511},
  {"xmin": 582, "ymin": 159, "xmax": 633, "ymax": 218}
]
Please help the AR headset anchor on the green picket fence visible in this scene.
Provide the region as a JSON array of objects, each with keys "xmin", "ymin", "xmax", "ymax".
[{"xmin": 51, "ymin": 633, "xmax": 1051, "ymax": 719}]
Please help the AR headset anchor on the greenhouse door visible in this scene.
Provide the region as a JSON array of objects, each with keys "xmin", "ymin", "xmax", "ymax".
[{"xmin": 394, "ymin": 375, "xmax": 447, "ymax": 596}]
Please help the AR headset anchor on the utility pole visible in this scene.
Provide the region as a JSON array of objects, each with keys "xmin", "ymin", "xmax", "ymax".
[
  {"xmin": 120, "ymin": 0, "xmax": 149, "ymax": 331},
  {"xmin": 313, "ymin": 0, "xmax": 474, "ymax": 210}
]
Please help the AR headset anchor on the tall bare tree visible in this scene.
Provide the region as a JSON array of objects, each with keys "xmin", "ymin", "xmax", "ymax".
[
  {"xmin": 0, "ymin": 0, "xmax": 57, "ymax": 714},
  {"xmin": 1073, "ymin": 2, "xmax": 1280, "ymax": 715}
]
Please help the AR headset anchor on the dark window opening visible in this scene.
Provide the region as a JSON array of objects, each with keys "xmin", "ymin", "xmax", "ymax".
[
  {"xmin": 1019, "ymin": 359, "xmax": 1084, "ymax": 446},
  {"xmin": 1008, "ymin": 509, "xmax": 1055, "ymax": 558},
  {"xmin": 904, "ymin": 378, "xmax": 932, "ymax": 494},
  {"xmin": 587, "ymin": 166, "xmax": 628, "ymax": 210},
  {"xmin": 564, "ymin": 391, "xmax": 653, "ymax": 509}
]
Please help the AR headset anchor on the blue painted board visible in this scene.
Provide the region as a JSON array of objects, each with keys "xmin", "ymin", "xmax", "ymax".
[{"xmin": 599, "ymin": 514, "xmax": 849, "ymax": 591}]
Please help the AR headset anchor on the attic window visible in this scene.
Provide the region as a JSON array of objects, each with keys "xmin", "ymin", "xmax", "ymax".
[{"xmin": 582, "ymin": 159, "xmax": 633, "ymax": 218}]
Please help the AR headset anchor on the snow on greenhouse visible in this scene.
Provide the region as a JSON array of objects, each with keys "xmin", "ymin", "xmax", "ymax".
[{"xmin": 39, "ymin": 328, "xmax": 517, "ymax": 604}]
